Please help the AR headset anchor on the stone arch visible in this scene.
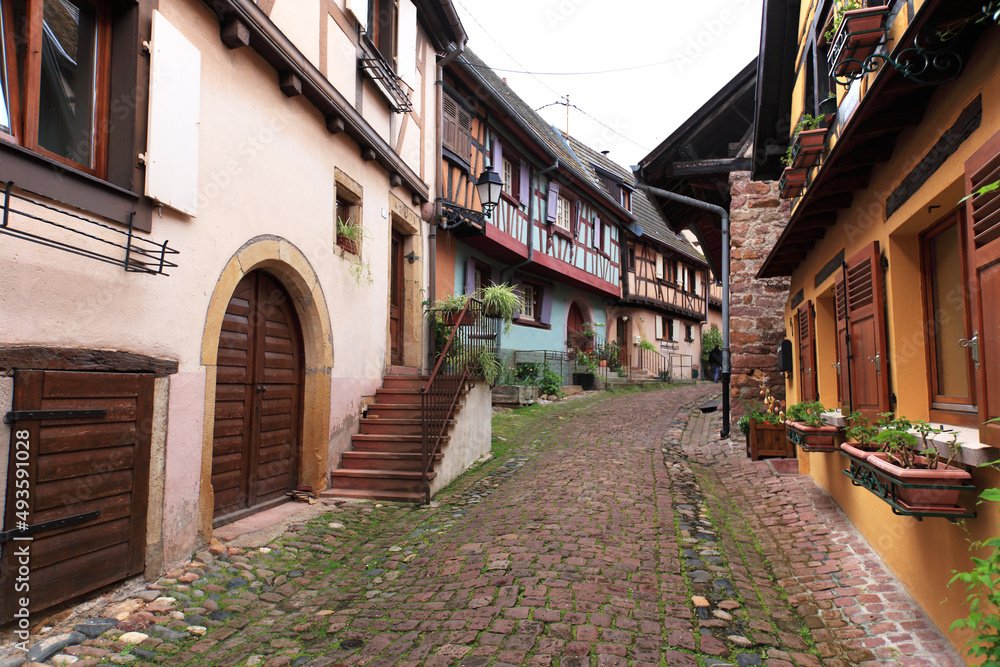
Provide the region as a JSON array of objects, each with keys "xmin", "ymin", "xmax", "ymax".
[{"xmin": 198, "ymin": 236, "xmax": 333, "ymax": 540}]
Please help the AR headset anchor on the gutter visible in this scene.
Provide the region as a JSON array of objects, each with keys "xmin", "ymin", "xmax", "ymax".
[{"xmin": 633, "ymin": 177, "xmax": 732, "ymax": 439}]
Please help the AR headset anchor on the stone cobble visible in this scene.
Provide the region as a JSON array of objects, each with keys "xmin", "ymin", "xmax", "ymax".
[{"xmin": 0, "ymin": 384, "xmax": 967, "ymax": 666}]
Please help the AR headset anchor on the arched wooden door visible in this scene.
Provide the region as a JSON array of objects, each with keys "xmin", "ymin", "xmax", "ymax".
[
  {"xmin": 212, "ymin": 271, "xmax": 303, "ymax": 526},
  {"xmin": 567, "ymin": 301, "xmax": 585, "ymax": 349}
]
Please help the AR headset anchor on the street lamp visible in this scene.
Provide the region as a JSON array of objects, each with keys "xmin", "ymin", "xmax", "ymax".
[{"xmin": 476, "ymin": 166, "xmax": 504, "ymax": 216}]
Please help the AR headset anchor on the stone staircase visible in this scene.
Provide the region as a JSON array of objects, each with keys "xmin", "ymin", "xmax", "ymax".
[{"xmin": 324, "ymin": 368, "xmax": 460, "ymax": 503}]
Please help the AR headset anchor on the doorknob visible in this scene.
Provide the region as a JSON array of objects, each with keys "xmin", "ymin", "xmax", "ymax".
[
  {"xmin": 867, "ymin": 352, "xmax": 881, "ymax": 375},
  {"xmin": 256, "ymin": 385, "xmax": 267, "ymax": 393},
  {"xmin": 959, "ymin": 331, "xmax": 980, "ymax": 370}
]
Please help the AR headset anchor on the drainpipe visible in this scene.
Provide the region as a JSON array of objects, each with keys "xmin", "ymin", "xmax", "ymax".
[
  {"xmin": 632, "ymin": 178, "xmax": 732, "ymax": 440},
  {"xmin": 429, "ymin": 40, "xmax": 466, "ymax": 372},
  {"xmin": 497, "ymin": 162, "xmax": 559, "ymax": 353}
]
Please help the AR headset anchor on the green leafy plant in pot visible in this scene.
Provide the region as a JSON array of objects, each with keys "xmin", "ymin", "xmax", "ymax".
[
  {"xmin": 478, "ymin": 283, "xmax": 520, "ymax": 333},
  {"xmin": 785, "ymin": 400, "xmax": 839, "ymax": 451}
]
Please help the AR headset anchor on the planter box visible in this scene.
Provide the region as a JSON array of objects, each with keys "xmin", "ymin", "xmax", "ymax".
[
  {"xmin": 779, "ymin": 167, "xmax": 808, "ymax": 199},
  {"xmin": 786, "ymin": 421, "xmax": 839, "ymax": 452},
  {"xmin": 840, "ymin": 441, "xmax": 875, "ymax": 462},
  {"xmin": 748, "ymin": 419, "xmax": 793, "ymax": 460},
  {"xmin": 491, "ymin": 385, "xmax": 538, "ymax": 407},
  {"xmin": 444, "ymin": 311, "xmax": 476, "ymax": 327},
  {"xmin": 337, "ymin": 236, "xmax": 360, "ymax": 254},
  {"xmin": 867, "ymin": 453, "xmax": 971, "ymax": 510},
  {"xmin": 790, "ymin": 128, "xmax": 828, "ymax": 169},
  {"xmin": 828, "ymin": 6, "xmax": 890, "ymax": 79}
]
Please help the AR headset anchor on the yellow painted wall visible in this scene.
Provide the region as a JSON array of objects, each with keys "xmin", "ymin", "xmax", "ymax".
[{"xmin": 781, "ymin": 19, "xmax": 1000, "ymax": 659}]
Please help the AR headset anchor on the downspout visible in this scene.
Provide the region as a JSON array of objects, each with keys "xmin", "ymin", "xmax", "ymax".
[
  {"xmin": 633, "ymin": 179, "xmax": 732, "ymax": 439},
  {"xmin": 430, "ymin": 39, "xmax": 466, "ymax": 372}
]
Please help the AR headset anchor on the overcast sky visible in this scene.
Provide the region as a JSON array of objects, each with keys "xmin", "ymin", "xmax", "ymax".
[{"xmin": 452, "ymin": 0, "xmax": 764, "ymax": 171}]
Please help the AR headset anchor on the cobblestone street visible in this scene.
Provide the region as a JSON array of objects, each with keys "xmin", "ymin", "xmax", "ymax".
[{"xmin": 1, "ymin": 384, "xmax": 966, "ymax": 667}]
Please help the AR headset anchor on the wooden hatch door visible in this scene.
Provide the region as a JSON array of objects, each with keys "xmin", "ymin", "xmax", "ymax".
[
  {"xmin": 1, "ymin": 371, "xmax": 153, "ymax": 623},
  {"xmin": 797, "ymin": 301, "xmax": 818, "ymax": 402},
  {"xmin": 213, "ymin": 271, "xmax": 303, "ymax": 526},
  {"xmin": 390, "ymin": 230, "xmax": 404, "ymax": 367}
]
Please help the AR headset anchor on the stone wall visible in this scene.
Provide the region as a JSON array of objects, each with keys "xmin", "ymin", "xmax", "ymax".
[{"xmin": 728, "ymin": 169, "xmax": 791, "ymax": 418}]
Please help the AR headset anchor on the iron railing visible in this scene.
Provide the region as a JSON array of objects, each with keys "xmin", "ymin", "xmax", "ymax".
[
  {"xmin": 421, "ymin": 298, "xmax": 498, "ymax": 502},
  {"xmin": 633, "ymin": 345, "xmax": 670, "ymax": 380}
]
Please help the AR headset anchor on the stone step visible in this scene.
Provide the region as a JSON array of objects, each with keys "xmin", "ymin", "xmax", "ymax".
[
  {"xmin": 359, "ymin": 418, "xmax": 452, "ymax": 436},
  {"xmin": 319, "ymin": 488, "xmax": 425, "ymax": 503},
  {"xmin": 340, "ymin": 451, "xmax": 441, "ymax": 471},
  {"xmin": 327, "ymin": 468, "xmax": 433, "ymax": 493},
  {"xmin": 350, "ymin": 434, "xmax": 449, "ymax": 453}
]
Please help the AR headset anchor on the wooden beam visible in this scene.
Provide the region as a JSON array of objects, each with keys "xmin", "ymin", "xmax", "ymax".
[
  {"xmin": 279, "ymin": 71, "xmax": 302, "ymax": 97},
  {"xmin": 671, "ymin": 157, "xmax": 752, "ymax": 176},
  {"xmin": 221, "ymin": 18, "xmax": 251, "ymax": 48}
]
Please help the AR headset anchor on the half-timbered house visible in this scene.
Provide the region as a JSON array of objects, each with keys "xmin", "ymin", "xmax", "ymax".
[
  {"xmin": 434, "ymin": 50, "xmax": 629, "ymax": 377},
  {"xmin": 754, "ymin": 0, "xmax": 1000, "ymax": 654},
  {"xmin": 0, "ymin": 0, "xmax": 468, "ymax": 620}
]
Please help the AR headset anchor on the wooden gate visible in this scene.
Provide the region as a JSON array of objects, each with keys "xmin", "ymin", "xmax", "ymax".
[
  {"xmin": 1, "ymin": 370, "xmax": 153, "ymax": 623},
  {"xmin": 212, "ymin": 271, "xmax": 303, "ymax": 526}
]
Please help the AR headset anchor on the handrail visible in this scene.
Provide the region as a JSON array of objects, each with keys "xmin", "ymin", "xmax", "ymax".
[
  {"xmin": 420, "ymin": 297, "xmax": 496, "ymax": 503},
  {"xmin": 633, "ymin": 345, "xmax": 670, "ymax": 380}
]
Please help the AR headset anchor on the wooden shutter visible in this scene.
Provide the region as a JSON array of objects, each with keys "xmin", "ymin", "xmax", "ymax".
[
  {"xmin": 519, "ymin": 164, "xmax": 530, "ymax": 206},
  {"xmin": 511, "ymin": 279, "xmax": 523, "ymax": 320},
  {"xmin": 492, "ymin": 137, "xmax": 502, "ymax": 170},
  {"xmin": 845, "ymin": 241, "xmax": 890, "ymax": 422},
  {"xmin": 594, "ymin": 217, "xmax": 602, "ymax": 250},
  {"xmin": 540, "ymin": 285, "xmax": 554, "ymax": 324},
  {"xmin": 1, "ymin": 371, "xmax": 153, "ymax": 623},
  {"xmin": 965, "ymin": 131, "xmax": 1000, "ymax": 446},
  {"xmin": 546, "ymin": 182, "xmax": 559, "ymax": 223},
  {"xmin": 655, "ymin": 315, "xmax": 663, "ymax": 340},
  {"xmin": 834, "ymin": 269, "xmax": 852, "ymax": 411},
  {"xmin": 570, "ymin": 201, "xmax": 580, "ymax": 238},
  {"xmin": 798, "ymin": 301, "xmax": 818, "ymax": 402},
  {"xmin": 464, "ymin": 259, "xmax": 476, "ymax": 296},
  {"xmin": 655, "ymin": 255, "xmax": 664, "ymax": 280},
  {"xmin": 442, "ymin": 95, "xmax": 458, "ymax": 154},
  {"xmin": 456, "ymin": 106, "xmax": 472, "ymax": 163}
]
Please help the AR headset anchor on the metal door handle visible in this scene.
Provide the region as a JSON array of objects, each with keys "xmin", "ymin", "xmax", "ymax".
[
  {"xmin": 805, "ymin": 367, "xmax": 812, "ymax": 378},
  {"xmin": 959, "ymin": 331, "xmax": 980, "ymax": 370},
  {"xmin": 832, "ymin": 361, "xmax": 841, "ymax": 376},
  {"xmin": 867, "ymin": 352, "xmax": 881, "ymax": 375}
]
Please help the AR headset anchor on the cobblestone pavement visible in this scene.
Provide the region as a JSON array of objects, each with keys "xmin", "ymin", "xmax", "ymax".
[{"xmin": 1, "ymin": 384, "xmax": 967, "ymax": 667}]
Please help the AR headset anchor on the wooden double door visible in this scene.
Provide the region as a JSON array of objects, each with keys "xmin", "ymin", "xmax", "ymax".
[{"xmin": 212, "ymin": 271, "xmax": 303, "ymax": 526}]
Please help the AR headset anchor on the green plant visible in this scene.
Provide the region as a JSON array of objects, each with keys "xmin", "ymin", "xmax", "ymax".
[
  {"xmin": 844, "ymin": 411, "xmax": 879, "ymax": 448},
  {"xmin": 433, "ymin": 293, "xmax": 470, "ymax": 317},
  {"xmin": 639, "ymin": 339, "xmax": 656, "ymax": 352},
  {"xmin": 786, "ymin": 400, "xmax": 828, "ymax": 427},
  {"xmin": 580, "ymin": 321, "xmax": 603, "ymax": 338},
  {"xmin": 478, "ymin": 283, "xmax": 520, "ymax": 333},
  {"xmin": 575, "ymin": 350, "xmax": 599, "ymax": 375},
  {"xmin": 781, "ymin": 114, "xmax": 826, "ymax": 167},
  {"xmin": 741, "ymin": 375, "xmax": 784, "ymax": 431},
  {"xmin": 960, "ymin": 179, "xmax": 1000, "ymax": 203},
  {"xmin": 466, "ymin": 346, "xmax": 502, "ymax": 385},
  {"xmin": 336, "ymin": 217, "xmax": 373, "ymax": 285},
  {"xmin": 824, "ymin": 0, "xmax": 862, "ymax": 41},
  {"xmin": 701, "ymin": 325, "xmax": 722, "ymax": 361},
  {"xmin": 515, "ymin": 362, "xmax": 540, "ymax": 384},
  {"xmin": 537, "ymin": 362, "xmax": 564, "ymax": 397},
  {"xmin": 950, "ymin": 486, "xmax": 1000, "ymax": 666}
]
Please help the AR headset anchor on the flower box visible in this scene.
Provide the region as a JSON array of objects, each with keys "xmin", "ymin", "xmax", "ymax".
[
  {"xmin": 867, "ymin": 453, "xmax": 971, "ymax": 510},
  {"xmin": 337, "ymin": 235, "xmax": 359, "ymax": 254},
  {"xmin": 491, "ymin": 385, "xmax": 538, "ymax": 407},
  {"xmin": 786, "ymin": 421, "xmax": 839, "ymax": 452},
  {"xmin": 779, "ymin": 167, "xmax": 808, "ymax": 199},
  {"xmin": 790, "ymin": 128, "xmax": 829, "ymax": 169},
  {"xmin": 748, "ymin": 419, "xmax": 793, "ymax": 460},
  {"xmin": 828, "ymin": 6, "xmax": 890, "ymax": 79}
]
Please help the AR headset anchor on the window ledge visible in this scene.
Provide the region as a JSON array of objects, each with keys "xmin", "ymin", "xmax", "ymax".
[
  {"xmin": 513, "ymin": 318, "xmax": 550, "ymax": 330},
  {"xmin": 818, "ymin": 411, "xmax": 999, "ymax": 467},
  {"xmin": 500, "ymin": 191, "xmax": 520, "ymax": 206},
  {"xmin": 552, "ymin": 226, "xmax": 573, "ymax": 239}
]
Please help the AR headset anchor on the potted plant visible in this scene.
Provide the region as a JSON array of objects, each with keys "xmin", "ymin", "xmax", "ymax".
[
  {"xmin": 779, "ymin": 166, "xmax": 808, "ymax": 199},
  {"xmin": 432, "ymin": 293, "xmax": 474, "ymax": 327},
  {"xmin": 866, "ymin": 426, "xmax": 971, "ymax": 509},
  {"xmin": 478, "ymin": 283, "xmax": 520, "ymax": 333},
  {"xmin": 336, "ymin": 216, "xmax": 364, "ymax": 255},
  {"xmin": 782, "ymin": 115, "xmax": 828, "ymax": 169},
  {"xmin": 785, "ymin": 400, "xmax": 839, "ymax": 452},
  {"xmin": 739, "ymin": 376, "xmax": 792, "ymax": 460},
  {"xmin": 465, "ymin": 345, "xmax": 502, "ymax": 385},
  {"xmin": 827, "ymin": 2, "xmax": 890, "ymax": 80},
  {"xmin": 840, "ymin": 410, "xmax": 881, "ymax": 460},
  {"xmin": 818, "ymin": 94, "xmax": 838, "ymax": 121},
  {"xmin": 573, "ymin": 350, "xmax": 600, "ymax": 390}
]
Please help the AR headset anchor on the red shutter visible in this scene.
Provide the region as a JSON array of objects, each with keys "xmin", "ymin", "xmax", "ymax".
[
  {"xmin": 834, "ymin": 269, "xmax": 852, "ymax": 412},
  {"xmin": 798, "ymin": 301, "xmax": 818, "ymax": 402},
  {"xmin": 965, "ymin": 130, "xmax": 1000, "ymax": 446},
  {"xmin": 845, "ymin": 241, "xmax": 890, "ymax": 422}
]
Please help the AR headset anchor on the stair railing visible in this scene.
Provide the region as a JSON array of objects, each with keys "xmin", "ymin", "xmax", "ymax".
[
  {"xmin": 634, "ymin": 344, "xmax": 670, "ymax": 380},
  {"xmin": 421, "ymin": 297, "xmax": 495, "ymax": 503}
]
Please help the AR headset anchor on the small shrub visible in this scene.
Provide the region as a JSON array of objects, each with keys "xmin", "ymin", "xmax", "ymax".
[{"xmin": 537, "ymin": 363, "xmax": 563, "ymax": 397}]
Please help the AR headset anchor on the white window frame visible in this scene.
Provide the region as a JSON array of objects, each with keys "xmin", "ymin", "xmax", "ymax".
[
  {"xmin": 555, "ymin": 196, "xmax": 572, "ymax": 232},
  {"xmin": 521, "ymin": 284, "xmax": 536, "ymax": 320},
  {"xmin": 502, "ymin": 157, "xmax": 514, "ymax": 196}
]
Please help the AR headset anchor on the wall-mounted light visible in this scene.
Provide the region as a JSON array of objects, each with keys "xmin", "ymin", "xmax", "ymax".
[{"xmin": 475, "ymin": 165, "xmax": 504, "ymax": 216}]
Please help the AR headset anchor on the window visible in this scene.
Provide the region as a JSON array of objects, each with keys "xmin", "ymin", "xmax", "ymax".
[
  {"xmin": 442, "ymin": 94, "xmax": 472, "ymax": 163},
  {"xmin": 684, "ymin": 324, "xmax": 693, "ymax": 342},
  {"xmin": 501, "ymin": 157, "xmax": 515, "ymax": 197},
  {"xmin": 1, "ymin": 0, "xmax": 111, "ymax": 174},
  {"xmin": 628, "ymin": 245, "xmax": 635, "ymax": 270},
  {"xmin": 555, "ymin": 195, "xmax": 571, "ymax": 232},
  {"xmin": 335, "ymin": 169, "xmax": 363, "ymax": 254},
  {"xmin": 921, "ymin": 209, "xmax": 977, "ymax": 426},
  {"xmin": 463, "ymin": 258, "xmax": 490, "ymax": 295},
  {"xmin": 665, "ymin": 317, "xmax": 674, "ymax": 342},
  {"xmin": 520, "ymin": 284, "xmax": 536, "ymax": 320},
  {"xmin": 369, "ymin": 0, "xmax": 397, "ymax": 68}
]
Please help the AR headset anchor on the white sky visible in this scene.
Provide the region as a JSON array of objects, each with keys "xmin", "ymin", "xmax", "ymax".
[{"xmin": 452, "ymin": 0, "xmax": 764, "ymax": 171}]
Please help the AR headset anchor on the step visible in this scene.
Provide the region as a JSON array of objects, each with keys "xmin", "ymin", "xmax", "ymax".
[
  {"xmin": 340, "ymin": 450, "xmax": 442, "ymax": 471},
  {"xmin": 365, "ymin": 403, "xmax": 423, "ymax": 419},
  {"xmin": 381, "ymin": 375, "xmax": 430, "ymax": 391},
  {"xmin": 359, "ymin": 418, "xmax": 453, "ymax": 436},
  {"xmin": 388, "ymin": 366, "xmax": 420, "ymax": 376},
  {"xmin": 319, "ymin": 488, "xmax": 425, "ymax": 503},
  {"xmin": 327, "ymin": 468, "xmax": 434, "ymax": 492},
  {"xmin": 350, "ymin": 434, "xmax": 449, "ymax": 453},
  {"xmin": 375, "ymin": 388, "xmax": 424, "ymax": 405}
]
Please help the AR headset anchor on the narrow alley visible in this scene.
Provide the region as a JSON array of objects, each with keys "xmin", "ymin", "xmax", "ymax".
[{"xmin": 0, "ymin": 385, "xmax": 964, "ymax": 667}]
